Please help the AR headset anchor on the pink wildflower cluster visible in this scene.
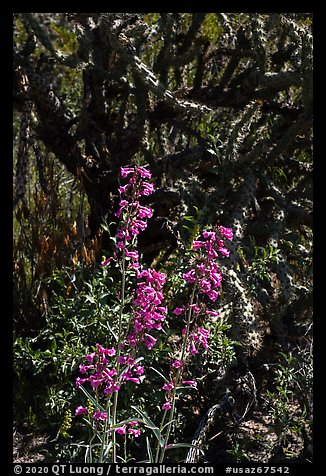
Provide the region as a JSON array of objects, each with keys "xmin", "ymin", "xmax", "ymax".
[
  {"xmin": 111, "ymin": 165, "xmax": 167, "ymax": 352},
  {"xmin": 114, "ymin": 166, "xmax": 154, "ymax": 254},
  {"xmin": 82, "ymin": 165, "xmax": 168, "ymax": 416},
  {"xmin": 183, "ymin": 227, "xmax": 233, "ymax": 302},
  {"xmin": 75, "ymin": 343, "xmax": 144, "ymax": 419},
  {"xmin": 186, "ymin": 325, "xmax": 210, "ymax": 355},
  {"xmin": 76, "ymin": 343, "xmax": 120, "ymax": 396},
  {"xmin": 162, "ymin": 226, "xmax": 233, "ymax": 410},
  {"xmin": 101, "ymin": 166, "xmax": 154, "ymax": 268},
  {"xmin": 75, "ymin": 406, "xmax": 108, "ymax": 420},
  {"xmin": 127, "ymin": 268, "xmax": 167, "ymax": 350},
  {"xmin": 75, "ymin": 163, "xmax": 233, "ymax": 456},
  {"xmin": 115, "ymin": 420, "xmax": 141, "ymax": 437}
]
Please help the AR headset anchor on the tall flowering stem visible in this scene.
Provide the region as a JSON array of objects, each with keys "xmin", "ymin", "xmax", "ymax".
[
  {"xmin": 75, "ymin": 164, "xmax": 233, "ymax": 463},
  {"xmin": 158, "ymin": 226, "xmax": 233, "ymax": 462},
  {"xmin": 111, "ymin": 246, "xmax": 126, "ymax": 462},
  {"xmin": 110, "ymin": 165, "xmax": 157, "ymax": 462},
  {"xmin": 157, "ymin": 283, "xmax": 197, "ymax": 463},
  {"xmin": 75, "ymin": 165, "xmax": 165, "ymax": 462}
]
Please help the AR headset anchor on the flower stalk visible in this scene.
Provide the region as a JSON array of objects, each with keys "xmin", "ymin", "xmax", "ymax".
[
  {"xmin": 157, "ymin": 283, "xmax": 197, "ymax": 463},
  {"xmin": 74, "ymin": 164, "xmax": 233, "ymax": 463},
  {"xmin": 111, "ymin": 246, "xmax": 126, "ymax": 463}
]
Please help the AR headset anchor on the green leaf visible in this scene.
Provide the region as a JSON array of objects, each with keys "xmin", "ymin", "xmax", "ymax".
[
  {"xmin": 165, "ymin": 442, "xmax": 205, "ymax": 455},
  {"xmin": 161, "ymin": 419, "xmax": 176, "ymax": 431},
  {"xmin": 146, "ymin": 436, "xmax": 154, "ymax": 463},
  {"xmin": 110, "ymin": 418, "xmax": 143, "ymax": 429},
  {"xmin": 102, "ymin": 442, "xmax": 113, "ymax": 462},
  {"xmin": 149, "ymin": 366, "xmax": 169, "ymax": 382},
  {"xmin": 131, "ymin": 405, "xmax": 164, "ymax": 447},
  {"xmin": 99, "ymin": 292, "xmax": 109, "ymax": 300},
  {"xmin": 50, "ymin": 340, "xmax": 57, "ymax": 352},
  {"xmin": 134, "ymin": 356, "xmax": 144, "ymax": 364},
  {"xmin": 208, "ymin": 167, "xmax": 220, "ymax": 175},
  {"xmin": 175, "ymin": 385, "xmax": 198, "ymax": 392},
  {"xmin": 101, "ymin": 221, "xmax": 117, "ymax": 235},
  {"xmin": 78, "ymin": 385, "xmax": 108, "ymax": 416},
  {"xmin": 85, "ymin": 295, "xmax": 95, "ymax": 304}
]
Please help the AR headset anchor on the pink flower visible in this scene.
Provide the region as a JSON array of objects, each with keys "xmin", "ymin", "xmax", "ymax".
[
  {"xmin": 129, "ymin": 262, "xmax": 140, "ymax": 271},
  {"xmin": 75, "ymin": 406, "xmax": 88, "ymax": 416},
  {"xmin": 193, "ymin": 327, "xmax": 210, "ymax": 350},
  {"xmin": 137, "ymin": 205, "xmax": 153, "ymax": 219},
  {"xmin": 202, "ymin": 231, "xmax": 216, "ymax": 241},
  {"xmin": 183, "ymin": 269, "xmax": 196, "ymax": 283},
  {"xmin": 79, "ymin": 364, "xmax": 93, "ymax": 374},
  {"xmin": 219, "ymin": 226, "xmax": 233, "ymax": 240},
  {"xmin": 85, "ymin": 352, "xmax": 96, "ymax": 362},
  {"xmin": 143, "ymin": 333, "xmax": 157, "ymax": 350},
  {"xmin": 125, "ymin": 250, "xmax": 139, "ymax": 260},
  {"xmin": 103, "ymin": 367, "xmax": 117, "ymax": 378},
  {"xmin": 190, "ymin": 341, "xmax": 198, "ymax": 355},
  {"xmin": 198, "ymin": 327, "xmax": 209, "ymax": 337},
  {"xmin": 163, "ymin": 381, "xmax": 174, "ymax": 391},
  {"xmin": 200, "ymin": 278, "xmax": 211, "ymax": 292},
  {"xmin": 114, "ymin": 200, "xmax": 129, "ymax": 218},
  {"xmin": 118, "ymin": 184, "xmax": 129, "ymax": 194},
  {"xmin": 117, "ymin": 355, "xmax": 128, "ymax": 364},
  {"xmin": 116, "ymin": 424, "xmax": 127, "ymax": 435},
  {"xmin": 96, "ymin": 344, "xmax": 114, "ymax": 355},
  {"xmin": 126, "ymin": 421, "xmax": 141, "ymax": 436},
  {"xmin": 123, "ymin": 376, "xmax": 140, "ymax": 384},
  {"xmin": 207, "ymin": 247, "xmax": 219, "ymax": 259},
  {"xmin": 218, "ymin": 247, "xmax": 230, "ymax": 257},
  {"xmin": 207, "ymin": 310, "xmax": 219, "ymax": 318},
  {"xmin": 173, "ymin": 307, "xmax": 183, "ymax": 315},
  {"xmin": 120, "ymin": 167, "xmax": 135, "ymax": 177},
  {"xmin": 93, "ymin": 411, "xmax": 108, "ymax": 421},
  {"xmin": 134, "ymin": 365, "xmax": 144, "ymax": 375},
  {"xmin": 135, "ymin": 219, "xmax": 147, "ymax": 231},
  {"xmin": 137, "ymin": 166, "xmax": 152, "ymax": 178},
  {"xmin": 172, "ymin": 359, "xmax": 183, "ymax": 368},
  {"xmin": 210, "ymin": 271, "xmax": 222, "ymax": 287},
  {"xmin": 192, "ymin": 240, "xmax": 206, "ymax": 250},
  {"xmin": 104, "ymin": 383, "xmax": 120, "ymax": 394},
  {"xmin": 206, "ymin": 289, "xmax": 219, "ymax": 302},
  {"xmin": 141, "ymin": 181, "xmax": 154, "ymax": 196},
  {"xmin": 89, "ymin": 377, "xmax": 104, "ymax": 388},
  {"xmin": 76, "ymin": 377, "xmax": 87, "ymax": 387},
  {"xmin": 101, "ymin": 257, "xmax": 111, "ymax": 267},
  {"xmin": 189, "ymin": 304, "xmax": 201, "ymax": 314},
  {"xmin": 162, "ymin": 401, "xmax": 172, "ymax": 411}
]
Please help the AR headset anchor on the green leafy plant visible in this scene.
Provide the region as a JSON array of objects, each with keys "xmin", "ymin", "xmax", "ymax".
[
  {"xmin": 266, "ymin": 352, "xmax": 312, "ymax": 453},
  {"xmin": 249, "ymin": 237, "xmax": 280, "ymax": 283},
  {"xmin": 72, "ymin": 165, "xmax": 234, "ymax": 463}
]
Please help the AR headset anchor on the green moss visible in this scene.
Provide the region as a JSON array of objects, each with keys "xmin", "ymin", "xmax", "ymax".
[
  {"xmin": 200, "ymin": 13, "xmax": 224, "ymax": 43},
  {"xmin": 14, "ymin": 16, "xmax": 28, "ymax": 46},
  {"xmin": 50, "ymin": 23, "xmax": 78, "ymax": 54}
]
